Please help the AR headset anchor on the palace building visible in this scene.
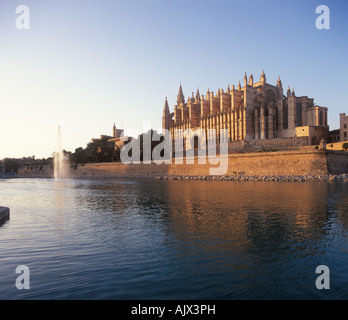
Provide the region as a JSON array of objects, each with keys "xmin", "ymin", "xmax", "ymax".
[
  {"xmin": 340, "ymin": 113, "xmax": 348, "ymax": 142},
  {"xmin": 162, "ymin": 71, "xmax": 329, "ymax": 149},
  {"xmin": 91, "ymin": 123, "xmax": 131, "ymax": 149}
]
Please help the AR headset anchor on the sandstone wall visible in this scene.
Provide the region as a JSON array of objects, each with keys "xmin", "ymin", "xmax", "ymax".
[
  {"xmin": 18, "ymin": 165, "xmax": 53, "ymax": 178},
  {"xmin": 17, "ymin": 150, "xmax": 348, "ymax": 178},
  {"xmin": 228, "ymin": 136, "xmax": 309, "ymax": 152},
  {"xmin": 72, "ymin": 162, "xmax": 168, "ymax": 178},
  {"xmin": 327, "ymin": 141, "xmax": 347, "ymax": 151},
  {"xmin": 326, "ymin": 152, "xmax": 348, "ymax": 174},
  {"xmin": 167, "ymin": 150, "xmax": 328, "ymax": 176}
]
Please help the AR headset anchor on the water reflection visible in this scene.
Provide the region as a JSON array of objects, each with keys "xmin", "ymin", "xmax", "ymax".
[
  {"xmin": 157, "ymin": 181, "xmax": 348, "ymax": 299},
  {"xmin": 3, "ymin": 178, "xmax": 344, "ymax": 299},
  {"xmin": 72, "ymin": 180, "xmax": 137, "ymax": 214},
  {"xmin": 66, "ymin": 180, "xmax": 348, "ymax": 266},
  {"xmin": 53, "ymin": 180, "xmax": 68, "ymax": 239},
  {"xmin": 162, "ymin": 182, "xmax": 336, "ymax": 246}
]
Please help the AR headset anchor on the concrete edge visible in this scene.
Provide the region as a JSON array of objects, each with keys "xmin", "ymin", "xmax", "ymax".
[{"xmin": 0, "ymin": 207, "xmax": 10, "ymax": 222}]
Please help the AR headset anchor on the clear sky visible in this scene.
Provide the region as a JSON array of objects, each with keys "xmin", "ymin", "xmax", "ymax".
[{"xmin": 0, "ymin": 0, "xmax": 347, "ymax": 159}]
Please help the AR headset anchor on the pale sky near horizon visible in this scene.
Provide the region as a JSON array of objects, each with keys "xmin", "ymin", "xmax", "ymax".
[{"xmin": 0, "ymin": 0, "xmax": 347, "ymax": 159}]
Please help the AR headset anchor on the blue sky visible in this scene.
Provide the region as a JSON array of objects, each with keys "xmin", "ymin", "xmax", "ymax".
[{"xmin": 0, "ymin": 0, "xmax": 347, "ymax": 159}]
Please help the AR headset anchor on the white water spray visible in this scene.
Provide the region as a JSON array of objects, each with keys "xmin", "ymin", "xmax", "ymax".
[{"xmin": 54, "ymin": 126, "xmax": 69, "ymax": 179}]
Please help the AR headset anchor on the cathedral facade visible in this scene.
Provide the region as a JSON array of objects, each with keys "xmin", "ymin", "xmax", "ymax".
[{"xmin": 162, "ymin": 71, "xmax": 328, "ymax": 148}]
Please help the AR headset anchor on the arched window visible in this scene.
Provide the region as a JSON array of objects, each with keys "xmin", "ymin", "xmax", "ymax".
[
  {"xmin": 283, "ymin": 103, "xmax": 288, "ymax": 129},
  {"xmin": 296, "ymin": 103, "xmax": 302, "ymax": 126},
  {"xmin": 194, "ymin": 136, "xmax": 199, "ymax": 150},
  {"xmin": 319, "ymin": 110, "xmax": 324, "ymax": 126}
]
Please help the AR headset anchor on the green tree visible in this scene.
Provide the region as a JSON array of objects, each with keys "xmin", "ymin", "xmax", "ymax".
[
  {"xmin": 69, "ymin": 137, "xmax": 118, "ymax": 164},
  {"xmin": 70, "ymin": 147, "xmax": 86, "ymax": 164},
  {"xmin": 3, "ymin": 158, "xmax": 20, "ymax": 173}
]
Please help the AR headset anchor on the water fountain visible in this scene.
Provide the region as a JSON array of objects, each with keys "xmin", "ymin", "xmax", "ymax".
[{"xmin": 54, "ymin": 126, "xmax": 69, "ymax": 179}]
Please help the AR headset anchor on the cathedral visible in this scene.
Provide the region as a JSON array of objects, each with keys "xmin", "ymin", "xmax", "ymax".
[{"xmin": 162, "ymin": 71, "xmax": 328, "ymax": 149}]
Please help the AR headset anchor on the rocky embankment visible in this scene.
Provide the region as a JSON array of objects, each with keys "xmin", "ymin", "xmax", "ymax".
[{"xmin": 155, "ymin": 174, "xmax": 348, "ymax": 182}]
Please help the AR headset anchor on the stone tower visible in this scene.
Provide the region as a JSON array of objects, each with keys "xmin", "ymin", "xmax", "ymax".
[
  {"xmin": 162, "ymin": 97, "xmax": 171, "ymax": 133},
  {"xmin": 177, "ymin": 84, "xmax": 185, "ymax": 105},
  {"xmin": 113, "ymin": 123, "xmax": 117, "ymax": 138}
]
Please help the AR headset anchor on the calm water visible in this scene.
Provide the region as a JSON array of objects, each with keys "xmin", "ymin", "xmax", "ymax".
[{"xmin": 0, "ymin": 178, "xmax": 347, "ymax": 300}]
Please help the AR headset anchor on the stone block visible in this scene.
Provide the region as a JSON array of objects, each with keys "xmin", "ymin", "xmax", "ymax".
[{"xmin": 0, "ymin": 207, "xmax": 10, "ymax": 223}]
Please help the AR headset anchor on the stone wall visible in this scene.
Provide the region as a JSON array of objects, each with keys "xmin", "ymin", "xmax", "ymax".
[
  {"xmin": 72, "ymin": 162, "xmax": 168, "ymax": 178},
  {"xmin": 327, "ymin": 141, "xmax": 348, "ymax": 151},
  {"xmin": 326, "ymin": 152, "xmax": 348, "ymax": 174},
  {"xmin": 228, "ymin": 136, "xmax": 309, "ymax": 153},
  {"xmin": 295, "ymin": 126, "xmax": 328, "ymax": 145},
  {"xmin": 167, "ymin": 150, "xmax": 329, "ymax": 176},
  {"xmin": 17, "ymin": 150, "xmax": 348, "ymax": 178},
  {"xmin": 18, "ymin": 165, "xmax": 52, "ymax": 178}
]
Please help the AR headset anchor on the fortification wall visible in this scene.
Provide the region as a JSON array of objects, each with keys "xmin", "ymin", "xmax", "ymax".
[
  {"xmin": 228, "ymin": 136, "xmax": 309, "ymax": 152},
  {"xmin": 72, "ymin": 162, "xmax": 168, "ymax": 178},
  {"xmin": 327, "ymin": 141, "xmax": 347, "ymax": 151},
  {"xmin": 17, "ymin": 162, "xmax": 168, "ymax": 178},
  {"xmin": 17, "ymin": 165, "xmax": 52, "ymax": 178},
  {"xmin": 326, "ymin": 151, "xmax": 348, "ymax": 174},
  {"xmin": 167, "ymin": 150, "xmax": 328, "ymax": 176},
  {"xmin": 17, "ymin": 150, "xmax": 348, "ymax": 178}
]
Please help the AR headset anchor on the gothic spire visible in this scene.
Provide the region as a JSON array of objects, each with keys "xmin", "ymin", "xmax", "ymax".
[
  {"xmin": 163, "ymin": 97, "xmax": 169, "ymax": 113},
  {"xmin": 177, "ymin": 84, "xmax": 185, "ymax": 104},
  {"xmin": 248, "ymin": 73, "xmax": 254, "ymax": 86},
  {"xmin": 244, "ymin": 72, "xmax": 248, "ymax": 86},
  {"xmin": 260, "ymin": 70, "xmax": 266, "ymax": 85},
  {"xmin": 206, "ymin": 88, "xmax": 210, "ymax": 100},
  {"xmin": 195, "ymin": 88, "xmax": 201, "ymax": 101}
]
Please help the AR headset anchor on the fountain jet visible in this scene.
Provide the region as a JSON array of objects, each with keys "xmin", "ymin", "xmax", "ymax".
[{"xmin": 54, "ymin": 126, "xmax": 69, "ymax": 179}]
